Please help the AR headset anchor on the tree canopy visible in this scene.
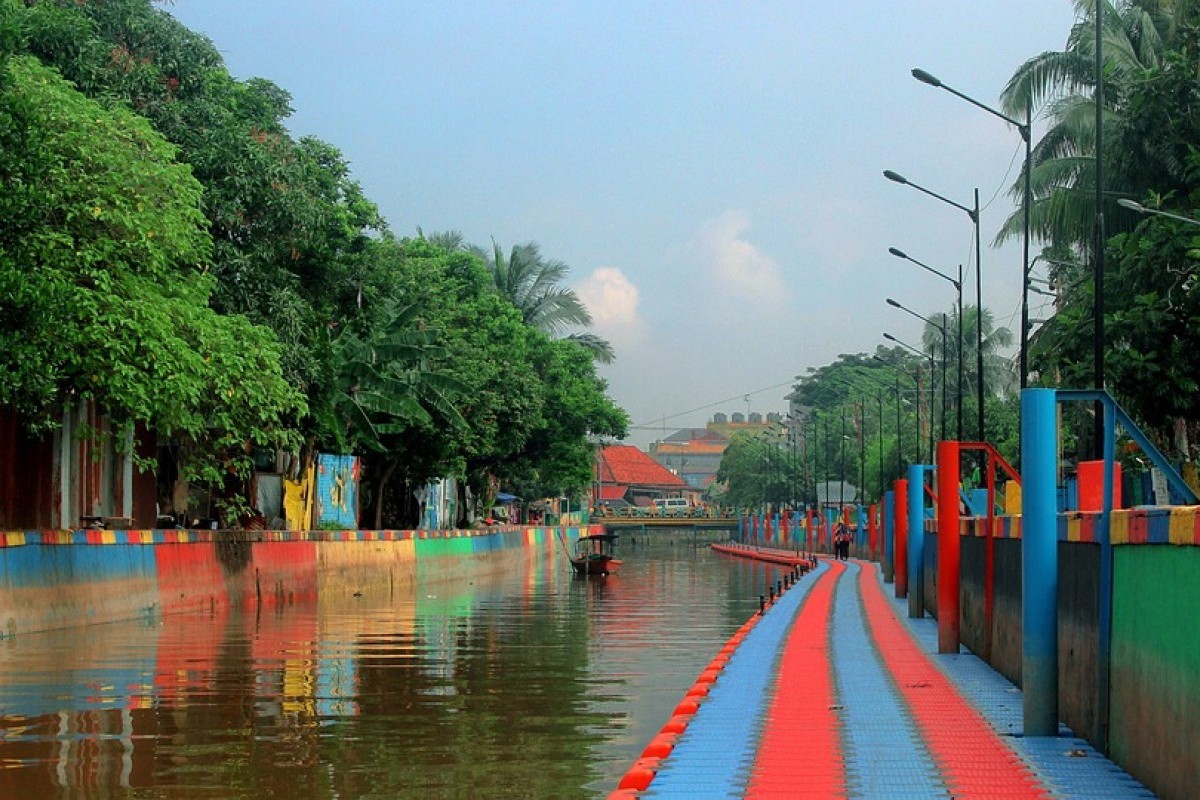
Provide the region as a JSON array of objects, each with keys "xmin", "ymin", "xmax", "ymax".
[
  {"xmin": 0, "ymin": 0, "xmax": 628, "ymax": 525},
  {"xmin": 0, "ymin": 53, "xmax": 303, "ymax": 478},
  {"xmin": 1002, "ymin": 1, "xmax": 1200, "ymax": 457}
]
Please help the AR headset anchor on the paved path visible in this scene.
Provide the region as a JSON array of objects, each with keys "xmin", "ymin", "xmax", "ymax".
[{"xmin": 635, "ymin": 557, "xmax": 1155, "ymax": 799}]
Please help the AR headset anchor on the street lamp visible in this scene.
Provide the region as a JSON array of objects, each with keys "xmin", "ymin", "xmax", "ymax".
[
  {"xmin": 840, "ymin": 408, "xmax": 847, "ymax": 508},
  {"xmin": 849, "ymin": 369, "xmax": 889, "ymax": 501},
  {"xmin": 872, "ymin": 355, "xmax": 907, "ymax": 474},
  {"xmin": 1117, "ymin": 198, "xmax": 1200, "ymax": 227},
  {"xmin": 825, "ymin": 374, "xmax": 874, "ymax": 503},
  {"xmin": 884, "ymin": 169, "xmax": 985, "ymax": 439},
  {"xmin": 883, "ymin": 333, "xmax": 936, "ymax": 462},
  {"xmin": 910, "ymin": 67, "xmax": 1033, "ymax": 397},
  {"xmin": 886, "ymin": 297, "xmax": 948, "ymax": 444},
  {"xmin": 889, "ymin": 247, "xmax": 964, "ymax": 441}
]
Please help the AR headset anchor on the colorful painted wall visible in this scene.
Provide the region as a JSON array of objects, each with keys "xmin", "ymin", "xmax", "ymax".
[
  {"xmin": 904, "ymin": 506, "xmax": 1200, "ymax": 800},
  {"xmin": 1109, "ymin": 545, "xmax": 1200, "ymax": 800},
  {"xmin": 0, "ymin": 525, "xmax": 590, "ymax": 638}
]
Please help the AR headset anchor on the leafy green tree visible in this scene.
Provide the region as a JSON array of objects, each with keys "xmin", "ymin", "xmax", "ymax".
[
  {"xmin": 501, "ymin": 337, "xmax": 628, "ymax": 499},
  {"xmin": 0, "ymin": 54, "xmax": 303, "ymax": 500},
  {"xmin": 20, "ymin": 0, "xmax": 389, "ymax": 406},
  {"xmin": 6, "ymin": 0, "xmax": 633, "ymax": 528},
  {"xmin": 312, "ymin": 302, "xmax": 467, "ymax": 457},
  {"xmin": 777, "ymin": 350, "xmax": 929, "ymax": 504}
]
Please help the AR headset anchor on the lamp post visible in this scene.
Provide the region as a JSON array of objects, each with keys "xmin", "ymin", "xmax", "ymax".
[
  {"xmin": 888, "ymin": 247, "xmax": 963, "ymax": 441},
  {"xmin": 804, "ymin": 414, "xmax": 815, "ymax": 509},
  {"xmin": 855, "ymin": 369, "xmax": 897, "ymax": 499},
  {"xmin": 816, "ymin": 411, "xmax": 825, "ymax": 509},
  {"xmin": 909, "ymin": 68, "xmax": 1033, "ymax": 397},
  {"xmin": 1117, "ymin": 198, "xmax": 1200, "ymax": 227},
  {"xmin": 871, "ymin": 355, "xmax": 906, "ymax": 475},
  {"xmin": 840, "ymin": 407, "xmax": 847, "ymax": 509},
  {"xmin": 884, "ymin": 332, "xmax": 935, "ymax": 463},
  {"xmin": 886, "ymin": 297, "xmax": 948, "ymax": 444},
  {"xmin": 858, "ymin": 402, "xmax": 866, "ymax": 508},
  {"xmin": 884, "ymin": 170, "xmax": 985, "ymax": 439},
  {"xmin": 826, "ymin": 374, "xmax": 873, "ymax": 503}
]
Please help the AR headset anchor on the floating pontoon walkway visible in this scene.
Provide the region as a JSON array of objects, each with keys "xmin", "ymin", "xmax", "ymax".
[{"xmin": 614, "ymin": 554, "xmax": 1154, "ymax": 799}]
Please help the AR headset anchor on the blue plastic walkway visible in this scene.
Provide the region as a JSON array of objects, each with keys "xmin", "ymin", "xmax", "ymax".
[{"xmin": 625, "ymin": 557, "xmax": 1155, "ymax": 799}]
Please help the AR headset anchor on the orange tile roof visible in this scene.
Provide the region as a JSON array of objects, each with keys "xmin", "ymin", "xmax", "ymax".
[{"xmin": 599, "ymin": 445, "xmax": 687, "ymax": 487}]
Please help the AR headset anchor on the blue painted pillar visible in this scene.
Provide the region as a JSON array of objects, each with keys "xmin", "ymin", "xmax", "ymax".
[
  {"xmin": 1098, "ymin": 397, "xmax": 1116, "ymax": 750},
  {"xmin": 907, "ymin": 464, "xmax": 926, "ymax": 619},
  {"xmin": 883, "ymin": 490, "xmax": 895, "ymax": 582},
  {"xmin": 1021, "ymin": 388, "xmax": 1059, "ymax": 736}
]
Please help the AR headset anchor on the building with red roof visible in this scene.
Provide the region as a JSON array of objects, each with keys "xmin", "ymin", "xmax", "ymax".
[{"xmin": 594, "ymin": 445, "xmax": 691, "ymax": 507}]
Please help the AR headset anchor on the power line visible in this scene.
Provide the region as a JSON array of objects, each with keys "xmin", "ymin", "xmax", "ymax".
[{"xmin": 630, "ymin": 379, "xmax": 797, "ymax": 430}]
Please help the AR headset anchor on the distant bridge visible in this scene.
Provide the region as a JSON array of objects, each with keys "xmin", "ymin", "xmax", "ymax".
[{"xmin": 596, "ymin": 516, "xmax": 739, "ymax": 533}]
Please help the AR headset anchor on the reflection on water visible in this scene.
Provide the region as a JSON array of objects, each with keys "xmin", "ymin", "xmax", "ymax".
[{"xmin": 0, "ymin": 531, "xmax": 786, "ymax": 798}]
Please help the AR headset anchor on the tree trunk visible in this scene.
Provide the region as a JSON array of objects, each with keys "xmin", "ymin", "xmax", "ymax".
[{"xmin": 374, "ymin": 455, "xmax": 401, "ymax": 530}]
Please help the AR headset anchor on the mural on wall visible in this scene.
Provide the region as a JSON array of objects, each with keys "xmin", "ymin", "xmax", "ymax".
[
  {"xmin": 315, "ymin": 455, "xmax": 359, "ymax": 529},
  {"xmin": 283, "ymin": 462, "xmax": 315, "ymax": 531},
  {"xmin": 419, "ymin": 478, "xmax": 458, "ymax": 530}
]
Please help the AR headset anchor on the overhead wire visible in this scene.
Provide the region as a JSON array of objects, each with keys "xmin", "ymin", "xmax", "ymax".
[{"xmin": 628, "ymin": 378, "xmax": 798, "ymax": 431}]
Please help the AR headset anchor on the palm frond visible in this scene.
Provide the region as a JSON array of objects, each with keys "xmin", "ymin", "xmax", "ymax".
[{"xmin": 565, "ymin": 332, "xmax": 616, "ymax": 364}]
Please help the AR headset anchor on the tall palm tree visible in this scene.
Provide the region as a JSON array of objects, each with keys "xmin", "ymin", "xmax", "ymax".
[
  {"xmin": 487, "ymin": 241, "xmax": 591, "ymax": 332},
  {"xmin": 996, "ymin": 0, "xmax": 1187, "ymax": 250},
  {"xmin": 923, "ymin": 305, "xmax": 1015, "ymax": 401},
  {"xmin": 419, "ymin": 230, "xmax": 615, "ymax": 363}
]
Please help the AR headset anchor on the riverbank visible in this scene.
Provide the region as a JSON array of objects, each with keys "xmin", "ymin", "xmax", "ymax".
[{"xmin": 0, "ymin": 525, "xmax": 593, "ymax": 637}]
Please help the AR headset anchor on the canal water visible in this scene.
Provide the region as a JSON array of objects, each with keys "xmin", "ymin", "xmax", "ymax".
[{"xmin": 0, "ymin": 530, "xmax": 788, "ymax": 798}]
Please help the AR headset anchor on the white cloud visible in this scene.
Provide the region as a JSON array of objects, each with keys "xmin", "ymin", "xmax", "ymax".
[
  {"xmin": 576, "ymin": 266, "xmax": 647, "ymax": 347},
  {"xmin": 687, "ymin": 211, "xmax": 788, "ymax": 304}
]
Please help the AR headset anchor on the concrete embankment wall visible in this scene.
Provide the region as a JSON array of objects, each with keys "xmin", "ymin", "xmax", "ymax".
[
  {"xmin": 0, "ymin": 526, "xmax": 585, "ymax": 637},
  {"xmin": 911, "ymin": 508, "xmax": 1200, "ymax": 800}
]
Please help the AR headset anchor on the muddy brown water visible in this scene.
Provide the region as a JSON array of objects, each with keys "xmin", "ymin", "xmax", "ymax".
[{"xmin": 0, "ymin": 531, "xmax": 789, "ymax": 798}]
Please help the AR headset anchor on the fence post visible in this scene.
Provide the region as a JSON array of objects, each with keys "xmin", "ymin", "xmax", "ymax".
[
  {"xmin": 894, "ymin": 479, "xmax": 909, "ymax": 598},
  {"xmin": 937, "ymin": 441, "xmax": 961, "ymax": 653},
  {"xmin": 1021, "ymin": 388, "xmax": 1059, "ymax": 736},
  {"xmin": 907, "ymin": 464, "xmax": 925, "ymax": 618},
  {"xmin": 883, "ymin": 490, "xmax": 895, "ymax": 583}
]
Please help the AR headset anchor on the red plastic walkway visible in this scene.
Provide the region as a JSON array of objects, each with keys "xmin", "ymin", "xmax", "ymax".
[{"xmin": 616, "ymin": 553, "xmax": 1151, "ymax": 798}]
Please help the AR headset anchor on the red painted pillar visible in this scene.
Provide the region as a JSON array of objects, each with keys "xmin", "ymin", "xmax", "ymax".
[
  {"xmin": 894, "ymin": 478, "xmax": 909, "ymax": 599},
  {"xmin": 806, "ymin": 508, "xmax": 815, "ymax": 552},
  {"xmin": 936, "ymin": 441, "xmax": 961, "ymax": 653},
  {"xmin": 868, "ymin": 503, "xmax": 878, "ymax": 560}
]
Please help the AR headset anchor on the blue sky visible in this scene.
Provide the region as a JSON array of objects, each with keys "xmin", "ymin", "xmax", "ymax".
[{"xmin": 170, "ymin": 1, "xmax": 1079, "ymax": 446}]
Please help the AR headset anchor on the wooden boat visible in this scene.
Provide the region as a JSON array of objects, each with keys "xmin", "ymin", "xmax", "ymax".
[{"xmin": 570, "ymin": 533, "xmax": 622, "ymax": 576}]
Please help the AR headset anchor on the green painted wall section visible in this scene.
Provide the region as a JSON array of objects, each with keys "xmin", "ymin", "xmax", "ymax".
[
  {"xmin": 414, "ymin": 535, "xmax": 477, "ymax": 558},
  {"xmin": 1110, "ymin": 546, "xmax": 1200, "ymax": 800}
]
